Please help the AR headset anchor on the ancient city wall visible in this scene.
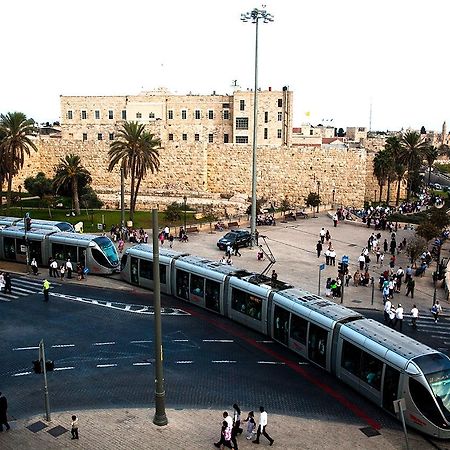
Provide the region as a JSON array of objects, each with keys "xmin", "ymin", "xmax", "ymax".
[{"xmin": 12, "ymin": 137, "xmax": 382, "ymax": 210}]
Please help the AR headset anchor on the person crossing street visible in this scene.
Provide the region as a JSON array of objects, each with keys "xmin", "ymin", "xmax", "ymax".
[{"xmin": 42, "ymin": 279, "xmax": 50, "ymax": 302}]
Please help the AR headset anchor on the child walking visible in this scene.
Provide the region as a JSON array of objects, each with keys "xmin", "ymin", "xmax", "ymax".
[
  {"xmin": 244, "ymin": 411, "xmax": 256, "ymax": 440},
  {"xmin": 71, "ymin": 415, "xmax": 79, "ymax": 440}
]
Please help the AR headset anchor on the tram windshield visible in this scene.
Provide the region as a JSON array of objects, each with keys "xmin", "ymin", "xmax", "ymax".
[
  {"xmin": 93, "ymin": 237, "xmax": 119, "ymax": 266},
  {"xmin": 414, "ymin": 354, "xmax": 450, "ymax": 421}
]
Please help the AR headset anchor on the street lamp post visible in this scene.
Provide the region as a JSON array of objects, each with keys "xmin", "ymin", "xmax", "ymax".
[
  {"xmin": 241, "ymin": 7, "xmax": 274, "ymax": 246},
  {"xmin": 183, "ymin": 195, "xmax": 187, "ymax": 231},
  {"xmin": 316, "ymin": 181, "xmax": 321, "ymax": 213}
]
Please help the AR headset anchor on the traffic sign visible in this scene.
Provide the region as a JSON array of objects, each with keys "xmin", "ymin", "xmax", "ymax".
[
  {"xmin": 319, "ymin": 263, "xmax": 325, "ymax": 271},
  {"xmin": 341, "ymin": 255, "xmax": 349, "ymax": 264}
]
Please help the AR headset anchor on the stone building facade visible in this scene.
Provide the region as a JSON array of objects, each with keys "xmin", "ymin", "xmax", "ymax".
[{"xmin": 11, "ymin": 87, "xmax": 401, "ymax": 212}]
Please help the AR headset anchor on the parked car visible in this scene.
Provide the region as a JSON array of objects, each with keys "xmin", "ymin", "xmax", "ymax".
[{"xmin": 217, "ymin": 229, "xmax": 252, "ymax": 251}]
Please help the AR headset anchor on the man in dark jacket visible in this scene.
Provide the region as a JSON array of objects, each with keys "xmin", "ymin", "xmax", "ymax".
[
  {"xmin": 316, "ymin": 241, "xmax": 323, "ymax": 258},
  {"xmin": 0, "ymin": 392, "xmax": 10, "ymax": 431}
]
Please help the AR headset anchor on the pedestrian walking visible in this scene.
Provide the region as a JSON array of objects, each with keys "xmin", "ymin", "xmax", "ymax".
[
  {"xmin": 319, "ymin": 227, "xmax": 325, "ymax": 243},
  {"xmin": 358, "ymin": 254, "xmax": 365, "ymax": 271},
  {"xmin": 0, "ymin": 392, "xmax": 10, "ymax": 432},
  {"xmin": 233, "ymin": 242, "xmax": 241, "ymax": 257},
  {"xmin": 65, "ymin": 259, "xmax": 73, "ymax": 279},
  {"xmin": 379, "ymin": 253, "xmax": 384, "ymax": 267},
  {"xmin": 316, "ymin": 240, "xmax": 322, "ymax": 258},
  {"xmin": 214, "ymin": 411, "xmax": 233, "ymax": 448},
  {"xmin": 325, "ymin": 230, "xmax": 331, "ymax": 242},
  {"xmin": 31, "ymin": 257, "xmax": 38, "ymax": 275},
  {"xmin": 42, "ymin": 279, "xmax": 50, "ymax": 302},
  {"xmin": 231, "ymin": 403, "xmax": 242, "ymax": 449},
  {"xmin": 60, "ymin": 265, "xmax": 65, "ymax": 280},
  {"xmin": 332, "ymin": 213, "xmax": 338, "ymax": 227},
  {"xmin": 253, "ymin": 406, "xmax": 274, "ymax": 446},
  {"xmin": 431, "ymin": 301, "xmax": 443, "ymax": 323},
  {"xmin": 405, "ymin": 277, "xmax": 415, "ymax": 298},
  {"xmin": 383, "ymin": 299, "xmax": 392, "ymax": 324},
  {"xmin": 411, "ymin": 304, "xmax": 419, "ymax": 329},
  {"xmin": 394, "ymin": 304, "xmax": 404, "ymax": 331},
  {"xmin": 169, "ymin": 234, "xmax": 174, "ymax": 248},
  {"xmin": 50, "ymin": 258, "xmax": 58, "ymax": 277},
  {"xmin": 244, "ymin": 411, "xmax": 256, "ymax": 440},
  {"xmin": 4, "ymin": 272, "xmax": 12, "ymax": 294},
  {"xmin": 271, "ymin": 270, "xmax": 278, "ymax": 285},
  {"xmin": 71, "ymin": 415, "xmax": 79, "ymax": 440},
  {"xmin": 329, "ymin": 248, "xmax": 336, "ymax": 266}
]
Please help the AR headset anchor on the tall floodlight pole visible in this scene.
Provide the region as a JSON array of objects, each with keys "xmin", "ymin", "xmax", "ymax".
[
  {"xmin": 241, "ymin": 8, "xmax": 274, "ymax": 246},
  {"xmin": 152, "ymin": 209, "xmax": 168, "ymax": 426},
  {"xmin": 120, "ymin": 166, "xmax": 125, "ymax": 227}
]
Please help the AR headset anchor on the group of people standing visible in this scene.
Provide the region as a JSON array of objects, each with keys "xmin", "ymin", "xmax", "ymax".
[{"xmin": 214, "ymin": 405, "xmax": 274, "ymax": 449}]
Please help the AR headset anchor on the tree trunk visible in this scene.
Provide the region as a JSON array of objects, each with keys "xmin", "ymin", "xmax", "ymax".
[
  {"xmin": 428, "ymin": 166, "xmax": 432, "ymax": 186},
  {"xmin": 6, "ymin": 174, "xmax": 13, "ymax": 211},
  {"xmin": 406, "ymin": 166, "xmax": 411, "ymax": 202},
  {"xmin": 378, "ymin": 183, "xmax": 383, "ymax": 203},
  {"xmin": 396, "ymin": 178, "xmax": 401, "ymax": 206},
  {"xmin": 73, "ymin": 177, "xmax": 80, "ymax": 215},
  {"xmin": 132, "ymin": 176, "xmax": 142, "ymax": 219},
  {"xmin": 386, "ymin": 176, "xmax": 391, "ymax": 206}
]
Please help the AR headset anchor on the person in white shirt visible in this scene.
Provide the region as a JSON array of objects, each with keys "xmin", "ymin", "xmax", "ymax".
[
  {"xmin": 394, "ymin": 304, "xmax": 404, "ymax": 331},
  {"xmin": 65, "ymin": 259, "xmax": 73, "ymax": 279},
  {"xmin": 383, "ymin": 299, "xmax": 392, "ymax": 324},
  {"xmin": 319, "ymin": 228, "xmax": 326, "ymax": 243},
  {"xmin": 31, "ymin": 258, "xmax": 38, "ymax": 275},
  {"xmin": 50, "ymin": 259, "xmax": 58, "ymax": 277},
  {"xmin": 411, "ymin": 304, "xmax": 419, "ymax": 329},
  {"xmin": 253, "ymin": 406, "xmax": 274, "ymax": 446}
]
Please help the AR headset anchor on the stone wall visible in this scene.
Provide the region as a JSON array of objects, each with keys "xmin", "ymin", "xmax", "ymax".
[{"xmin": 12, "ymin": 137, "xmax": 381, "ymax": 210}]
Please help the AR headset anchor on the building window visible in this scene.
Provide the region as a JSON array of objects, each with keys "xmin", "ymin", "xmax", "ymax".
[
  {"xmin": 82, "ymin": 133, "xmax": 87, "ymax": 141},
  {"xmin": 264, "ymin": 112, "xmax": 268, "ymax": 123},
  {"xmin": 95, "ymin": 110, "xmax": 100, "ymax": 119},
  {"xmin": 121, "ymin": 110, "xmax": 127, "ymax": 120},
  {"xmin": 239, "ymin": 100, "xmax": 245, "ymax": 111},
  {"xmin": 224, "ymin": 134, "xmax": 229, "ymax": 143},
  {"xmin": 278, "ymin": 112, "xmax": 282, "ymax": 121},
  {"xmin": 223, "ymin": 110, "xmax": 230, "ymax": 120},
  {"xmin": 278, "ymin": 99, "xmax": 282, "ymax": 107},
  {"xmin": 67, "ymin": 110, "xmax": 73, "ymax": 120},
  {"xmin": 195, "ymin": 110, "xmax": 201, "ymax": 120},
  {"xmin": 81, "ymin": 110, "xmax": 87, "ymax": 120},
  {"xmin": 149, "ymin": 112, "xmax": 155, "ymax": 119},
  {"xmin": 182, "ymin": 133, "xmax": 187, "ymax": 141},
  {"xmin": 222, "ymin": 103, "xmax": 230, "ymax": 108},
  {"xmin": 264, "ymin": 128, "xmax": 268, "ymax": 139},
  {"xmin": 136, "ymin": 112, "xmax": 142, "ymax": 119},
  {"xmin": 309, "ymin": 129, "xmax": 314, "ymax": 136},
  {"xmin": 108, "ymin": 110, "xmax": 114, "ymax": 119},
  {"xmin": 168, "ymin": 110, "xmax": 173, "ymax": 120},
  {"xmin": 109, "ymin": 133, "xmax": 114, "ymax": 140},
  {"xmin": 98, "ymin": 133, "xmax": 103, "ymax": 141},
  {"xmin": 208, "ymin": 110, "xmax": 214, "ymax": 119},
  {"xmin": 168, "ymin": 133, "xmax": 173, "ymax": 141},
  {"xmin": 236, "ymin": 136, "xmax": 249, "ymax": 144},
  {"xmin": 195, "ymin": 133, "xmax": 200, "ymax": 141},
  {"xmin": 181, "ymin": 110, "xmax": 187, "ymax": 120},
  {"xmin": 208, "ymin": 134, "xmax": 213, "ymax": 143},
  {"xmin": 277, "ymin": 129, "xmax": 282, "ymax": 139},
  {"xmin": 236, "ymin": 117, "xmax": 249, "ymax": 130}
]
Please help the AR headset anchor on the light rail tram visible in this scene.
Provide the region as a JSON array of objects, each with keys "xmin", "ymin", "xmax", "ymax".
[
  {"xmin": 121, "ymin": 244, "xmax": 450, "ymax": 439},
  {"xmin": 0, "ymin": 216, "xmax": 74, "ymax": 232},
  {"xmin": 0, "ymin": 226, "xmax": 119, "ymax": 274}
]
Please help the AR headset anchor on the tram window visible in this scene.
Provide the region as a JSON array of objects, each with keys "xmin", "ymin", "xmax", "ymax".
[
  {"xmin": 308, "ymin": 323, "xmax": 327, "ymax": 368},
  {"xmin": 361, "ymin": 351, "xmax": 383, "ymax": 391},
  {"xmin": 290, "ymin": 314, "xmax": 307, "ymax": 345},
  {"xmin": 409, "ymin": 378, "xmax": 447, "ymax": 427},
  {"xmin": 273, "ymin": 305, "xmax": 289, "ymax": 345},
  {"xmin": 140, "ymin": 260, "xmax": 152, "ymax": 279},
  {"xmin": 205, "ymin": 279, "xmax": 220, "ymax": 312},
  {"xmin": 159, "ymin": 265, "xmax": 166, "ymax": 284},
  {"xmin": 383, "ymin": 365, "xmax": 400, "ymax": 414},
  {"xmin": 231, "ymin": 288, "xmax": 262, "ymax": 321},
  {"xmin": 64, "ymin": 245, "xmax": 77, "ymax": 261},
  {"xmin": 92, "ymin": 248, "xmax": 111, "ymax": 268},
  {"xmin": 190, "ymin": 274, "xmax": 204, "ymax": 298},
  {"xmin": 4, "ymin": 238, "xmax": 16, "ymax": 260},
  {"xmin": 176, "ymin": 269, "xmax": 189, "ymax": 300},
  {"xmin": 341, "ymin": 340, "xmax": 362, "ymax": 377},
  {"xmin": 121, "ymin": 254, "xmax": 128, "ymax": 271},
  {"xmin": 130, "ymin": 257, "xmax": 139, "ymax": 284},
  {"xmin": 29, "ymin": 241, "xmax": 43, "ymax": 266}
]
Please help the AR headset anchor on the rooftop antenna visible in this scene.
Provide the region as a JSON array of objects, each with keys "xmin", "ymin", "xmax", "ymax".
[{"xmin": 231, "ymin": 80, "xmax": 240, "ymax": 90}]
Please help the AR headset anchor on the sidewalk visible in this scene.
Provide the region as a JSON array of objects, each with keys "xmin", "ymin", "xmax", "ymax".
[{"xmin": 0, "ymin": 407, "xmax": 433, "ymax": 450}]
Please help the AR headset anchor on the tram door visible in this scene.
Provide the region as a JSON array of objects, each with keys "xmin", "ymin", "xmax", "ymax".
[
  {"xmin": 382, "ymin": 365, "xmax": 400, "ymax": 414},
  {"xmin": 308, "ymin": 323, "xmax": 328, "ymax": 368},
  {"xmin": 130, "ymin": 257, "xmax": 139, "ymax": 285},
  {"xmin": 273, "ymin": 305, "xmax": 289, "ymax": 345},
  {"xmin": 29, "ymin": 240, "xmax": 43, "ymax": 265}
]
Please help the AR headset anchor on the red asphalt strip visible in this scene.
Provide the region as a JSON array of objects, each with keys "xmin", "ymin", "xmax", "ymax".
[{"xmin": 184, "ymin": 306, "xmax": 382, "ymax": 430}]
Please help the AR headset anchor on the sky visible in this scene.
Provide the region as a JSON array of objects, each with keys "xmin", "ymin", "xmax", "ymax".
[{"xmin": 1, "ymin": 0, "xmax": 449, "ymax": 132}]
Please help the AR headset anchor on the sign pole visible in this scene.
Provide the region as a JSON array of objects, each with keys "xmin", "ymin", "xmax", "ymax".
[
  {"xmin": 39, "ymin": 339, "xmax": 51, "ymax": 421},
  {"xmin": 393, "ymin": 399, "xmax": 410, "ymax": 450}
]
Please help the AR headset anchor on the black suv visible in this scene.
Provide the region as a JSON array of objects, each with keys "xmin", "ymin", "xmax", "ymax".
[{"xmin": 217, "ymin": 229, "xmax": 252, "ymax": 251}]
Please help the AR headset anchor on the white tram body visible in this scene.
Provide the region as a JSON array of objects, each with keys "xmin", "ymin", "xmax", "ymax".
[
  {"xmin": 0, "ymin": 216, "xmax": 74, "ymax": 232},
  {"xmin": 120, "ymin": 244, "xmax": 450, "ymax": 438},
  {"xmin": 0, "ymin": 227, "xmax": 119, "ymax": 274}
]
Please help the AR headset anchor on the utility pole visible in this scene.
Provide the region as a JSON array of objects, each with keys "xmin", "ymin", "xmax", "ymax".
[
  {"xmin": 39, "ymin": 340, "xmax": 51, "ymax": 421},
  {"xmin": 152, "ymin": 209, "xmax": 168, "ymax": 426},
  {"xmin": 120, "ymin": 166, "xmax": 125, "ymax": 227}
]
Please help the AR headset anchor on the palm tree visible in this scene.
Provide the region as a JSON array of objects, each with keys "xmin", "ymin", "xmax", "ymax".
[
  {"xmin": 384, "ymin": 135, "xmax": 405, "ymax": 206},
  {"xmin": 108, "ymin": 122, "xmax": 161, "ymax": 221},
  {"xmin": 0, "ymin": 112, "xmax": 37, "ymax": 209},
  {"xmin": 424, "ymin": 146, "xmax": 439, "ymax": 187},
  {"xmin": 373, "ymin": 150, "xmax": 391, "ymax": 203},
  {"xmin": 53, "ymin": 154, "xmax": 91, "ymax": 215},
  {"xmin": 399, "ymin": 130, "xmax": 428, "ymax": 201}
]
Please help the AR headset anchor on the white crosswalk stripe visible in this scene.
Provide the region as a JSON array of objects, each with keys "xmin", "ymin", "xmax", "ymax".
[{"xmin": 0, "ymin": 276, "xmax": 61, "ymax": 302}]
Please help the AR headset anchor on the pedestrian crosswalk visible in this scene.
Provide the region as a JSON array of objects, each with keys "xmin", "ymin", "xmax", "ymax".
[
  {"xmin": 403, "ymin": 314, "xmax": 450, "ymax": 352},
  {"xmin": 0, "ymin": 276, "xmax": 61, "ymax": 302}
]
